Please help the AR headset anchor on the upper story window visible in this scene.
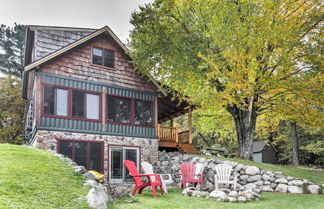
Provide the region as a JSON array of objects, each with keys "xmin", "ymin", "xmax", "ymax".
[
  {"xmin": 72, "ymin": 90, "xmax": 100, "ymax": 120},
  {"xmin": 43, "ymin": 86, "xmax": 68, "ymax": 116},
  {"xmin": 107, "ymin": 95, "xmax": 154, "ymax": 127},
  {"xmin": 43, "ymin": 84, "xmax": 101, "ymax": 121},
  {"xmin": 92, "ymin": 47, "xmax": 115, "ymax": 68},
  {"xmin": 107, "ymin": 96, "xmax": 131, "ymax": 124},
  {"xmin": 135, "ymin": 100, "xmax": 153, "ymax": 126}
]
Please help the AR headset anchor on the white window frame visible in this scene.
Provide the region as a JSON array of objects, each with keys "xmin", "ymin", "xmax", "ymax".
[{"xmin": 108, "ymin": 146, "xmax": 140, "ymax": 184}]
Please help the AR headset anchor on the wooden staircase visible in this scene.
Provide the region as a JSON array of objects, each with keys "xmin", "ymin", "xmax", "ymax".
[{"xmin": 178, "ymin": 143, "xmax": 199, "ymax": 154}]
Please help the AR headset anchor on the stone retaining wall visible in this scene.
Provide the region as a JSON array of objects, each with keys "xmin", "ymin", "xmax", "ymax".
[{"xmin": 154, "ymin": 152, "xmax": 324, "ymax": 195}]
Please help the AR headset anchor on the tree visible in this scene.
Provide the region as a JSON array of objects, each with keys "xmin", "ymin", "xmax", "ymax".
[
  {"xmin": 129, "ymin": 0, "xmax": 324, "ymax": 159},
  {"xmin": 0, "ymin": 77, "xmax": 25, "ymax": 144},
  {"xmin": 0, "ymin": 24, "xmax": 26, "ymax": 78}
]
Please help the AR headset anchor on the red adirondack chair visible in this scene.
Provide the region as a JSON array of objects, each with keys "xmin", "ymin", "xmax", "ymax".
[
  {"xmin": 180, "ymin": 163, "xmax": 204, "ymax": 189},
  {"xmin": 124, "ymin": 160, "xmax": 164, "ymax": 198}
]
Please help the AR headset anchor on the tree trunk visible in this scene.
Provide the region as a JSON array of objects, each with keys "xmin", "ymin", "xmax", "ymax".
[
  {"xmin": 290, "ymin": 122, "xmax": 299, "ymax": 166},
  {"xmin": 227, "ymin": 98, "xmax": 258, "ymax": 160}
]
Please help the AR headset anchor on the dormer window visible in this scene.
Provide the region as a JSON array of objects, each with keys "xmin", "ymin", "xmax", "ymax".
[{"xmin": 92, "ymin": 47, "xmax": 115, "ymax": 68}]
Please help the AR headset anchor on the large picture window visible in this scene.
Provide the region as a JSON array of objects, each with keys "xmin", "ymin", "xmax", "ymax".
[
  {"xmin": 43, "ymin": 84, "xmax": 101, "ymax": 121},
  {"xmin": 92, "ymin": 47, "xmax": 115, "ymax": 68},
  {"xmin": 58, "ymin": 139, "xmax": 104, "ymax": 173},
  {"xmin": 43, "ymin": 86, "xmax": 68, "ymax": 116},
  {"xmin": 109, "ymin": 146, "xmax": 139, "ymax": 183},
  {"xmin": 72, "ymin": 90, "xmax": 100, "ymax": 120},
  {"xmin": 107, "ymin": 96, "xmax": 131, "ymax": 123},
  {"xmin": 135, "ymin": 100, "xmax": 153, "ymax": 126},
  {"xmin": 107, "ymin": 95, "xmax": 154, "ymax": 127}
]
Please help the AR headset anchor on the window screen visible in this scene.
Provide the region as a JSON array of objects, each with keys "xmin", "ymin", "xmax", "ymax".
[
  {"xmin": 44, "ymin": 86, "xmax": 54, "ymax": 115},
  {"xmin": 135, "ymin": 100, "xmax": 153, "ymax": 126},
  {"xmin": 107, "ymin": 96, "xmax": 131, "ymax": 123},
  {"xmin": 87, "ymin": 94, "xmax": 100, "ymax": 120},
  {"xmin": 73, "ymin": 91, "xmax": 100, "ymax": 120},
  {"xmin": 56, "ymin": 89, "xmax": 68, "ymax": 116}
]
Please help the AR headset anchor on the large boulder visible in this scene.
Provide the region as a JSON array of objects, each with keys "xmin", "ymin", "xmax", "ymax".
[
  {"xmin": 87, "ymin": 184, "xmax": 108, "ymax": 209},
  {"xmin": 262, "ymin": 174, "xmax": 271, "ymax": 181},
  {"xmin": 247, "ymin": 175, "xmax": 262, "ymax": 182},
  {"xmin": 307, "ymin": 185, "xmax": 320, "ymax": 194},
  {"xmin": 275, "ymin": 184, "xmax": 288, "ymax": 193},
  {"xmin": 209, "ymin": 190, "xmax": 227, "ymax": 200},
  {"xmin": 245, "ymin": 166, "xmax": 260, "ymax": 176},
  {"xmin": 288, "ymin": 186, "xmax": 303, "ymax": 194},
  {"xmin": 275, "ymin": 178, "xmax": 288, "ymax": 184},
  {"xmin": 262, "ymin": 185, "xmax": 274, "ymax": 192},
  {"xmin": 288, "ymin": 180, "xmax": 303, "ymax": 187}
]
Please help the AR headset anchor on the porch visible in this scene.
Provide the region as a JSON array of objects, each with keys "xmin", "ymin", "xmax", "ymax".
[{"xmin": 157, "ymin": 101, "xmax": 198, "ymax": 153}]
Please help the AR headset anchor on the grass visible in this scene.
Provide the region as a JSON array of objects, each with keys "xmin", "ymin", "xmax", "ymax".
[
  {"xmin": 0, "ymin": 144, "xmax": 89, "ymax": 209},
  {"xmin": 110, "ymin": 189, "xmax": 324, "ymax": 209},
  {"xmin": 196, "ymin": 155, "xmax": 324, "ymax": 185}
]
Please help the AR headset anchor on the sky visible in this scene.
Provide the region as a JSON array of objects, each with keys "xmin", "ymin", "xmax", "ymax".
[{"xmin": 0, "ymin": 0, "xmax": 153, "ymax": 43}]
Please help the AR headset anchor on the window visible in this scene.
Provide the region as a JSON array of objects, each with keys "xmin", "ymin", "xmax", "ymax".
[
  {"xmin": 107, "ymin": 96, "xmax": 131, "ymax": 123},
  {"xmin": 43, "ymin": 86, "xmax": 68, "ymax": 116},
  {"xmin": 135, "ymin": 100, "xmax": 153, "ymax": 126},
  {"xmin": 107, "ymin": 96, "xmax": 154, "ymax": 127},
  {"xmin": 72, "ymin": 90, "xmax": 100, "ymax": 120},
  {"xmin": 58, "ymin": 140, "xmax": 103, "ymax": 173},
  {"xmin": 109, "ymin": 146, "xmax": 139, "ymax": 183},
  {"xmin": 92, "ymin": 47, "xmax": 115, "ymax": 68}
]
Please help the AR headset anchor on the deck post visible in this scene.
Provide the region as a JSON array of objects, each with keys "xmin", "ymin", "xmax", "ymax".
[
  {"xmin": 175, "ymin": 126, "xmax": 179, "ymax": 143},
  {"xmin": 157, "ymin": 124, "xmax": 161, "ymax": 141},
  {"xmin": 170, "ymin": 117, "xmax": 174, "ymax": 127},
  {"xmin": 188, "ymin": 106, "xmax": 192, "ymax": 144}
]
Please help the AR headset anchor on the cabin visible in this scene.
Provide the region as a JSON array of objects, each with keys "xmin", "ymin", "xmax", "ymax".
[
  {"xmin": 252, "ymin": 141, "xmax": 277, "ymax": 164},
  {"xmin": 22, "ymin": 25, "xmax": 198, "ymax": 183}
]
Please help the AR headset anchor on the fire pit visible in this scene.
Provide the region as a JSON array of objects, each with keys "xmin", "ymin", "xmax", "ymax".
[{"xmin": 182, "ymin": 187, "xmax": 261, "ymax": 203}]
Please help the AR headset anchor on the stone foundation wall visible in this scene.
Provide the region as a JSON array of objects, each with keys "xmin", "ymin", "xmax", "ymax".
[
  {"xmin": 155, "ymin": 152, "xmax": 324, "ymax": 195},
  {"xmin": 32, "ymin": 130, "xmax": 159, "ymax": 177}
]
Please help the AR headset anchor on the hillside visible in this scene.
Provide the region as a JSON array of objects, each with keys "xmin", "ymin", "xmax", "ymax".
[{"xmin": 0, "ymin": 144, "xmax": 89, "ymax": 209}]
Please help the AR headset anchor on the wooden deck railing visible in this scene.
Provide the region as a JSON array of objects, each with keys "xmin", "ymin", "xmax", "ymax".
[
  {"xmin": 158, "ymin": 124, "xmax": 179, "ymax": 143},
  {"xmin": 179, "ymin": 130, "xmax": 189, "ymax": 144}
]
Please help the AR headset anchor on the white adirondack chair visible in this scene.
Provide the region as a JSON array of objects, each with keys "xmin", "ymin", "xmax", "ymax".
[
  {"xmin": 214, "ymin": 164, "xmax": 237, "ymax": 190},
  {"xmin": 194, "ymin": 163, "xmax": 204, "ymax": 179},
  {"xmin": 141, "ymin": 161, "xmax": 174, "ymax": 193}
]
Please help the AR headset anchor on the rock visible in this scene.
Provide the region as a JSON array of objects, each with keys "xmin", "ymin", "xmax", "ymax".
[
  {"xmin": 161, "ymin": 161, "xmax": 169, "ymax": 166},
  {"xmin": 288, "ymin": 180, "xmax": 303, "ymax": 187},
  {"xmin": 238, "ymin": 196, "xmax": 247, "ymax": 202},
  {"xmin": 269, "ymin": 177, "xmax": 275, "ymax": 182},
  {"xmin": 275, "ymin": 184, "xmax": 288, "ymax": 193},
  {"xmin": 182, "ymin": 187, "xmax": 196, "ymax": 196},
  {"xmin": 275, "ymin": 178, "xmax": 288, "ymax": 184},
  {"xmin": 87, "ymin": 184, "xmax": 108, "ymax": 209},
  {"xmin": 209, "ymin": 190, "xmax": 227, "ymax": 200},
  {"xmin": 247, "ymin": 175, "xmax": 262, "ymax": 182},
  {"xmin": 262, "ymin": 185, "xmax": 273, "ymax": 192},
  {"xmin": 270, "ymin": 183, "xmax": 277, "ymax": 189},
  {"xmin": 262, "ymin": 174, "xmax": 271, "ymax": 181},
  {"xmin": 235, "ymin": 164, "xmax": 244, "ymax": 172},
  {"xmin": 266, "ymin": 171, "xmax": 274, "ymax": 176},
  {"xmin": 228, "ymin": 197, "xmax": 237, "ymax": 202},
  {"xmin": 74, "ymin": 166, "xmax": 87, "ymax": 174},
  {"xmin": 275, "ymin": 174, "xmax": 286, "ymax": 179},
  {"xmin": 84, "ymin": 180, "xmax": 99, "ymax": 188},
  {"xmin": 287, "ymin": 176, "xmax": 294, "ymax": 181},
  {"xmin": 228, "ymin": 191, "xmax": 238, "ymax": 197},
  {"xmin": 264, "ymin": 181, "xmax": 271, "ymax": 185},
  {"xmin": 307, "ymin": 185, "xmax": 320, "ymax": 194},
  {"xmin": 288, "ymin": 186, "xmax": 303, "ymax": 194},
  {"xmin": 240, "ymin": 175, "xmax": 249, "ymax": 180},
  {"xmin": 239, "ymin": 190, "xmax": 256, "ymax": 200},
  {"xmin": 244, "ymin": 183, "xmax": 257, "ymax": 190},
  {"xmin": 255, "ymin": 181, "xmax": 264, "ymax": 186},
  {"xmin": 84, "ymin": 172, "xmax": 97, "ymax": 181},
  {"xmin": 245, "ymin": 166, "xmax": 260, "ymax": 175}
]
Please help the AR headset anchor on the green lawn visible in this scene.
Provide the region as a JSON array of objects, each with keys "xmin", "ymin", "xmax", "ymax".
[
  {"xmin": 196, "ymin": 155, "xmax": 324, "ymax": 185},
  {"xmin": 110, "ymin": 189, "xmax": 324, "ymax": 209},
  {"xmin": 0, "ymin": 144, "xmax": 89, "ymax": 209}
]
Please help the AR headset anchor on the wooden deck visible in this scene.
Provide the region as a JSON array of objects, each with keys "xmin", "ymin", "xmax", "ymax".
[{"xmin": 157, "ymin": 125, "xmax": 199, "ymax": 154}]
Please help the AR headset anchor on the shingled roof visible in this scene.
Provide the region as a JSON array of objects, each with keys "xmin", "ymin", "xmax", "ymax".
[{"xmin": 253, "ymin": 141, "xmax": 277, "ymax": 153}]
